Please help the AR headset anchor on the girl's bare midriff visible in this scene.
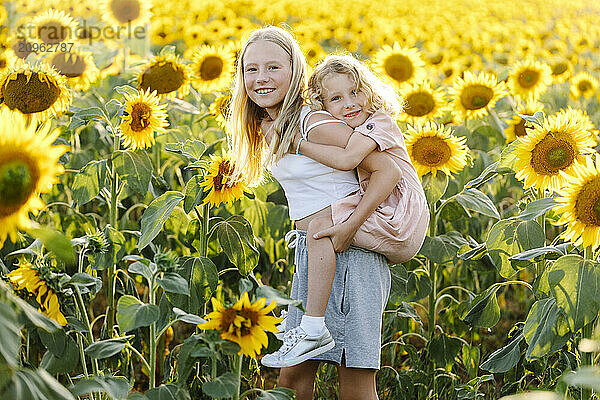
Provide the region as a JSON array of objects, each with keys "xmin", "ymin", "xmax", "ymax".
[{"xmin": 294, "ymin": 205, "xmax": 332, "ymax": 231}]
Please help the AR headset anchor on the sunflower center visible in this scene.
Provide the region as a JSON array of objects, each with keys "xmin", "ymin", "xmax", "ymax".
[
  {"xmin": 412, "ymin": 136, "xmax": 452, "ymax": 167},
  {"xmin": 130, "ymin": 102, "xmax": 152, "ymax": 132},
  {"xmin": 200, "ymin": 56, "xmax": 224, "ymax": 81},
  {"xmin": 109, "ymin": 0, "xmax": 142, "ymax": 24},
  {"xmin": 578, "ymin": 80, "xmax": 592, "ymax": 92},
  {"xmin": 460, "ymin": 84, "xmax": 493, "ymax": 110},
  {"xmin": 219, "ymin": 308, "xmax": 239, "ymax": 331},
  {"xmin": 51, "ymin": 53, "xmax": 87, "ymax": 78},
  {"xmin": 2, "ymin": 72, "xmax": 60, "ymax": 114},
  {"xmin": 0, "ymin": 59, "xmax": 6, "ymax": 69},
  {"xmin": 406, "ymin": 92, "xmax": 435, "ymax": 117},
  {"xmin": 213, "ymin": 160, "xmax": 233, "ymax": 191},
  {"xmin": 551, "ymin": 62, "xmax": 568, "ymax": 75},
  {"xmin": 574, "ymin": 177, "xmax": 600, "ymax": 226},
  {"xmin": 12, "ymin": 38, "xmax": 34, "ymax": 59},
  {"xmin": 38, "ymin": 21, "xmax": 69, "ymax": 45},
  {"xmin": 384, "ymin": 54, "xmax": 414, "ymax": 83},
  {"xmin": 517, "ymin": 69, "xmax": 540, "ymax": 89},
  {"xmin": 139, "ymin": 62, "xmax": 185, "ymax": 95},
  {"xmin": 530, "ymin": 133, "xmax": 576, "ymax": 175},
  {"xmin": 443, "ymin": 67, "xmax": 454, "ymax": 78},
  {"xmin": 0, "ymin": 157, "xmax": 38, "ymax": 217}
]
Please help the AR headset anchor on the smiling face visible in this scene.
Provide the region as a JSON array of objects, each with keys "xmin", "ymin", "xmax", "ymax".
[
  {"xmin": 321, "ymin": 73, "xmax": 370, "ymax": 128},
  {"xmin": 243, "ymin": 40, "xmax": 292, "ymax": 119}
]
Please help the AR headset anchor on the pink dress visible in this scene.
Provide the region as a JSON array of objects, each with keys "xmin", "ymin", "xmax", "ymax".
[{"xmin": 331, "ymin": 111, "xmax": 430, "ymax": 264}]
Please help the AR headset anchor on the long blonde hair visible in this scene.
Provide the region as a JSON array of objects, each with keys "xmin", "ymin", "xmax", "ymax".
[
  {"xmin": 307, "ymin": 54, "xmax": 403, "ymax": 117},
  {"xmin": 228, "ymin": 26, "xmax": 307, "ymax": 186}
]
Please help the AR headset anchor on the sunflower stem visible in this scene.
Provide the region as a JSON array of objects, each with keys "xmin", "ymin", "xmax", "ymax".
[
  {"xmin": 233, "ymin": 353, "xmax": 243, "ymax": 400},
  {"xmin": 74, "ymin": 286, "xmax": 100, "ymax": 376},
  {"xmin": 200, "ymin": 204, "xmax": 210, "ymax": 258},
  {"xmin": 427, "ymin": 202, "xmax": 438, "ymax": 341},
  {"xmin": 106, "ymin": 131, "xmax": 120, "ymax": 339},
  {"xmin": 149, "ymin": 279, "xmax": 157, "ymax": 389},
  {"xmin": 153, "ymin": 143, "xmax": 161, "ymax": 174}
]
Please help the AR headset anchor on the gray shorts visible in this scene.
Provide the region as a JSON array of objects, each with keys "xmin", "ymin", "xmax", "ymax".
[{"xmin": 285, "ymin": 230, "xmax": 391, "ymax": 369}]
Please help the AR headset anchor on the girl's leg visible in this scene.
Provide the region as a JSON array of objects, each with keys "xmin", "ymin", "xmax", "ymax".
[
  {"xmin": 278, "ymin": 361, "xmax": 320, "ymax": 400},
  {"xmin": 337, "ymin": 365, "xmax": 379, "ymax": 400},
  {"xmin": 306, "ymin": 215, "xmax": 336, "ymax": 317}
]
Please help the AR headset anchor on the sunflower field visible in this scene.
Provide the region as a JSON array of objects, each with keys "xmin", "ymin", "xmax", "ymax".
[{"xmin": 2, "ymin": 0, "xmax": 600, "ymax": 399}]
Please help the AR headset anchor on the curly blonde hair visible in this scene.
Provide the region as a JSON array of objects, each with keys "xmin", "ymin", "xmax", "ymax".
[
  {"xmin": 307, "ymin": 54, "xmax": 403, "ymax": 117},
  {"xmin": 228, "ymin": 26, "xmax": 307, "ymax": 186}
]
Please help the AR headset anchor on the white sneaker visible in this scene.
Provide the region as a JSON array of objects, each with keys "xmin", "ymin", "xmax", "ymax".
[
  {"xmin": 261, "ymin": 326, "xmax": 335, "ymax": 368},
  {"xmin": 274, "ymin": 310, "xmax": 288, "ymax": 340}
]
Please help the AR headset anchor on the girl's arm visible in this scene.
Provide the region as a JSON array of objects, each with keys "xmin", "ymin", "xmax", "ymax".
[
  {"xmin": 315, "ymin": 150, "xmax": 403, "ymax": 252},
  {"xmin": 294, "ymin": 114, "xmax": 378, "ymax": 170}
]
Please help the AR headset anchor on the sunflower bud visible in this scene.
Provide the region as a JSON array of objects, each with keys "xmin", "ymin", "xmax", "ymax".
[{"xmin": 154, "ymin": 249, "xmax": 179, "ymax": 273}]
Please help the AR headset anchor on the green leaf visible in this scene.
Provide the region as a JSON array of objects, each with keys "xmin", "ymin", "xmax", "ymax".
[
  {"xmin": 72, "ymin": 160, "xmax": 107, "ymax": 206},
  {"xmin": 464, "ymin": 161, "xmax": 498, "ymax": 189},
  {"xmin": 128, "ymin": 260, "xmax": 156, "ymax": 284},
  {"xmin": 538, "ymin": 254, "xmax": 600, "ymax": 332},
  {"xmin": 517, "ymin": 198, "xmax": 557, "ymax": 220},
  {"xmin": 146, "ymin": 384, "xmax": 191, "ymax": 400},
  {"xmin": 486, "ymin": 218, "xmax": 545, "ymax": 278},
  {"xmin": 0, "ymin": 303, "xmax": 21, "ymax": 367},
  {"xmin": 70, "ymin": 376, "xmax": 129, "ymax": 400},
  {"xmin": 113, "ymin": 150, "xmax": 152, "ymax": 195},
  {"xmin": 4, "ymin": 369, "xmax": 76, "ymax": 400},
  {"xmin": 396, "ymin": 302, "xmax": 421, "ymax": 322},
  {"xmin": 68, "ymin": 107, "xmax": 105, "ymax": 130},
  {"xmin": 496, "ymin": 141, "xmax": 519, "ymax": 172},
  {"xmin": 139, "ymin": 191, "xmax": 184, "ymax": 250},
  {"xmin": 84, "ymin": 338, "xmax": 130, "ymax": 359},
  {"xmin": 256, "ymin": 285, "xmax": 303, "ymax": 309},
  {"xmin": 461, "ymin": 286, "xmax": 500, "ymax": 328},
  {"xmin": 419, "ymin": 232, "xmax": 468, "ymax": 264},
  {"xmin": 167, "ymin": 257, "xmax": 218, "ymax": 315},
  {"xmin": 116, "ymin": 295, "xmax": 159, "ymax": 332},
  {"xmin": 202, "ymin": 372, "xmax": 238, "ymax": 398},
  {"xmin": 68, "ymin": 273, "xmax": 102, "ymax": 294},
  {"xmin": 405, "ymin": 270, "xmax": 431, "ymax": 301},
  {"xmin": 38, "ymin": 329, "xmax": 67, "ymax": 357},
  {"xmin": 480, "ymin": 332, "xmax": 523, "ymax": 373},
  {"xmin": 421, "ymin": 172, "xmax": 448, "ymax": 205},
  {"xmin": 523, "ymin": 297, "xmax": 570, "ymax": 360},
  {"xmin": 455, "ymin": 188, "xmax": 500, "ymax": 219},
  {"xmin": 428, "ymin": 333, "xmax": 462, "ymax": 368},
  {"xmin": 28, "ymin": 227, "xmax": 75, "ymax": 266},
  {"xmin": 165, "ymin": 140, "xmax": 206, "ymax": 161},
  {"xmin": 183, "ymin": 175, "xmax": 207, "ymax": 213},
  {"xmin": 172, "ymin": 307, "xmax": 205, "ymax": 324},
  {"xmin": 509, "ymin": 245, "xmax": 568, "ymax": 261},
  {"xmin": 157, "ymin": 272, "xmax": 190, "ymax": 295},
  {"xmin": 40, "ymin": 335, "xmax": 79, "ymax": 374},
  {"xmin": 562, "ymin": 367, "xmax": 600, "ymax": 391},
  {"xmin": 215, "ymin": 216, "xmax": 259, "ymax": 276}
]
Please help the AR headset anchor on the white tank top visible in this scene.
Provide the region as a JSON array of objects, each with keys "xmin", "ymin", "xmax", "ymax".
[{"xmin": 270, "ymin": 106, "xmax": 359, "ymax": 220}]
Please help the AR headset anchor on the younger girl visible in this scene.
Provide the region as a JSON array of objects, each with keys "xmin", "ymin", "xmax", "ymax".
[{"xmin": 261, "ymin": 54, "xmax": 429, "ymax": 368}]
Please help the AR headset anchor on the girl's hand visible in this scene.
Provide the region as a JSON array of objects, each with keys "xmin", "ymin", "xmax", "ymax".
[{"xmin": 313, "ymin": 220, "xmax": 360, "ymax": 252}]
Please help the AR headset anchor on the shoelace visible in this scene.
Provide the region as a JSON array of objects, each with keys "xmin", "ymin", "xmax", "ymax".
[{"xmin": 279, "ymin": 327, "xmax": 304, "ymax": 353}]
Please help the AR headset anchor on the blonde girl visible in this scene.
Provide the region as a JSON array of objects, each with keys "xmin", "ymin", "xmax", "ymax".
[
  {"xmin": 229, "ymin": 27, "xmax": 398, "ymax": 400},
  {"xmin": 260, "ymin": 54, "xmax": 429, "ymax": 368}
]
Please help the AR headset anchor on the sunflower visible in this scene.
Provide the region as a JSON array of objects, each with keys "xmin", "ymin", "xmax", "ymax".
[
  {"xmin": 404, "ymin": 121, "xmax": 469, "ymax": 177},
  {"xmin": 119, "ymin": 88, "xmax": 169, "ymax": 151},
  {"xmin": 508, "ymin": 59, "xmax": 552, "ymax": 102},
  {"xmin": 198, "ymin": 292, "xmax": 282, "ymax": 358},
  {"xmin": 548, "ymin": 57, "xmax": 573, "ymax": 84},
  {"xmin": 0, "ymin": 108, "xmax": 67, "ymax": 247},
  {"xmin": 570, "ymin": 72, "xmax": 598, "ymax": 99},
  {"xmin": 100, "ymin": 0, "xmax": 152, "ymax": 27},
  {"xmin": 397, "ymin": 81, "xmax": 446, "ymax": 125},
  {"xmin": 7, "ymin": 263, "xmax": 67, "ymax": 325},
  {"xmin": 209, "ymin": 92, "xmax": 231, "ymax": 130},
  {"xmin": 46, "ymin": 50, "xmax": 99, "ymax": 91},
  {"xmin": 513, "ymin": 111, "xmax": 597, "ymax": 193},
  {"xmin": 448, "ymin": 70, "xmax": 507, "ymax": 123},
  {"xmin": 0, "ymin": 60, "xmax": 72, "ymax": 121},
  {"xmin": 199, "ymin": 152, "xmax": 248, "ymax": 207},
  {"xmin": 30, "ymin": 9, "xmax": 78, "ymax": 45},
  {"xmin": 0, "ymin": 49, "xmax": 17, "ymax": 74},
  {"xmin": 504, "ymin": 100, "xmax": 545, "ymax": 143},
  {"xmin": 189, "ymin": 45, "xmax": 235, "ymax": 94},
  {"xmin": 371, "ymin": 43, "xmax": 426, "ymax": 87},
  {"xmin": 137, "ymin": 54, "xmax": 192, "ymax": 99},
  {"xmin": 554, "ymin": 155, "xmax": 600, "ymax": 251}
]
